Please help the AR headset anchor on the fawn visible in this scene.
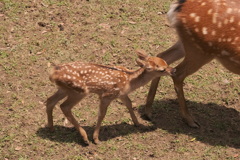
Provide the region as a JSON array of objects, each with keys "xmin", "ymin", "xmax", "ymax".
[
  {"xmin": 46, "ymin": 49, "xmax": 175, "ymax": 145},
  {"xmin": 145, "ymin": 0, "xmax": 240, "ymax": 128}
]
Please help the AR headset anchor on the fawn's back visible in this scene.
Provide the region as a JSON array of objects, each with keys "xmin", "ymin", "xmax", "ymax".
[{"xmin": 50, "ymin": 62, "xmax": 131, "ymax": 95}]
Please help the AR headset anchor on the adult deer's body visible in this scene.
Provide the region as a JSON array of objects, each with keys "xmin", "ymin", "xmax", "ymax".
[
  {"xmin": 46, "ymin": 50, "xmax": 175, "ymax": 145},
  {"xmin": 145, "ymin": 0, "xmax": 240, "ymax": 127}
]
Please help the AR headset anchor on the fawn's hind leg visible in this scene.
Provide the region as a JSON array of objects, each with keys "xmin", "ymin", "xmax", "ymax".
[
  {"xmin": 60, "ymin": 93, "xmax": 89, "ymax": 145},
  {"xmin": 46, "ymin": 89, "xmax": 67, "ymax": 131}
]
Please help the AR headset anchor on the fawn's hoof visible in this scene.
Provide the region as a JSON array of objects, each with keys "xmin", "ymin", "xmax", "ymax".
[
  {"xmin": 93, "ymin": 138, "xmax": 100, "ymax": 145},
  {"xmin": 83, "ymin": 139, "xmax": 90, "ymax": 145}
]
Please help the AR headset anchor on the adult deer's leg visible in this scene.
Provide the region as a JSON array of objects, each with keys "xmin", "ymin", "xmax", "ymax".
[
  {"xmin": 119, "ymin": 95, "xmax": 140, "ymax": 126},
  {"xmin": 144, "ymin": 77, "xmax": 161, "ymax": 119},
  {"xmin": 145, "ymin": 41, "xmax": 185, "ymax": 119},
  {"xmin": 217, "ymin": 57, "xmax": 240, "ymax": 75},
  {"xmin": 46, "ymin": 89, "xmax": 67, "ymax": 131},
  {"xmin": 172, "ymin": 39, "xmax": 213, "ymax": 127},
  {"xmin": 93, "ymin": 97, "xmax": 113, "ymax": 144},
  {"xmin": 60, "ymin": 93, "xmax": 89, "ymax": 144}
]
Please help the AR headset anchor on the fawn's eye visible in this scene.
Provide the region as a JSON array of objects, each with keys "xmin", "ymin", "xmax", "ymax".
[{"xmin": 156, "ymin": 64, "xmax": 165, "ymax": 72}]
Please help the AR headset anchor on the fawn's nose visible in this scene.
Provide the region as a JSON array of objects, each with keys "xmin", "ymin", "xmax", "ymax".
[{"xmin": 166, "ymin": 67, "xmax": 176, "ymax": 76}]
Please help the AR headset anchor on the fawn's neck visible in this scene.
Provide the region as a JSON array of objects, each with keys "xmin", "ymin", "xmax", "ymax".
[{"xmin": 128, "ymin": 68, "xmax": 155, "ymax": 92}]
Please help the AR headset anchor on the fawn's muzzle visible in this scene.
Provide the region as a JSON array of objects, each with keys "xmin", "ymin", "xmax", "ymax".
[{"xmin": 166, "ymin": 67, "xmax": 176, "ymax": 76}]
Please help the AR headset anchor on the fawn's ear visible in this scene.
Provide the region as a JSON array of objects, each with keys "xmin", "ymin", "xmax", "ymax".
[
  {"xmin": 136, "ymin": 58, "xmax": 146, "ymax": 67},
  {"xmin": 136, "ymin": 49, "xmax": 148, "ymax": 61}
]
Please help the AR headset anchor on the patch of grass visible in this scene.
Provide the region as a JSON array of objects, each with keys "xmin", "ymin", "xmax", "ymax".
[
  {"xmin": 0, "ymin": 51, "xmax": 9, "ymax": 58},
  {"xmin": 176, "ymin": 147, "xmax": 189, "ymax": 154},
  {"xmin": 42, "ymin": 0, "xmax": 70, "ymax": 6},
  {"xmin": 0, "ymin": 98, "xmax": 3, "ymax": 105}
]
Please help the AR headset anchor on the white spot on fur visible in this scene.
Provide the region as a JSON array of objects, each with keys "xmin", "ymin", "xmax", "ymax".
[
  {"xmin": 218, "ymin": 22, "xmax": 222, "ymax": 28},
  {"xmin": 212, "ymin": 13, "xmax": 218, "ymax": 24},
  {"xmin": 181, "ymin": 18, "xmax": 187, "ymax": 24},
  {"xmin": 229, "ymin": 16, "xmax": 235, "ymax": 23},
  {"xmin": 190, "ymin": 13, "xmax": 196, "ymax": 18},
  {"xmin": 202, "ymin": 27, "xmax": 208, "ymax": 35},
  {"xmin": 227, "ymin": 8, "xmax": 233, "ymax": 14},
  {"xmin": 195, "ymin": 16, "xmax": 200, "ymax": 22},
  {"xmin": 211, "ymin": 30, "xmax": 216, "ymax": 36},
  {"xmin": 227, "ymin": 38, "xmax": 232, "ymax": 42},
  {"xmin": 207, "ymin": 9, "xmax": 213, "ymax": 15}
]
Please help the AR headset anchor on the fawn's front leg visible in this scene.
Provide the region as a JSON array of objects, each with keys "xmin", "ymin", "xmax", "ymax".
[
  {"xmin": 119, "ymin": 95, "xmax": 140, "ymax": 126},
  {"xmin": 93, "ymin": 97, "xmax": 113, "ymax": 144}
]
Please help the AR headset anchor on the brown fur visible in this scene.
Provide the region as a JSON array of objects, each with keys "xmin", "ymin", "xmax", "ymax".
[{"xmin": 145, "ymin": 0, "xmax": 240, "ymax": 127}]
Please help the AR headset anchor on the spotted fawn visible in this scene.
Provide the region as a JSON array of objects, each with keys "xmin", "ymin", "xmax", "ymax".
[{"xmin": 46, "ymin": 49, "xmax": 175, "ymax": 145}]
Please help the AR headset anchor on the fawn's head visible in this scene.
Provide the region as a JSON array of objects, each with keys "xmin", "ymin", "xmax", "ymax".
[{"xmin": 135, "ymin": 49, "xmax": 176, "ymax": 76}]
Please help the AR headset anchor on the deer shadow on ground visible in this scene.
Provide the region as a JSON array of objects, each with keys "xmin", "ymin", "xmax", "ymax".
[
  {"xmin": 36, "ymin": 121, "xmax": 156, "ymax": 146},
  {"xmin": 36, "ymin": 99, "xmax": 240, "ymax": 148},
  {"xmin": 138, "ymin": 99, "xmax": 240, "ymax": 149}
]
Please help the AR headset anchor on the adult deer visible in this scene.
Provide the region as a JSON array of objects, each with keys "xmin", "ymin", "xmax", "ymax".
[
  {"xmin": 145, "ymin": 0, "xmax": 240, "ymax": 128},
  {"xmin": 46, "ymin": 50, "xmax": 175, "ymax": 145}
]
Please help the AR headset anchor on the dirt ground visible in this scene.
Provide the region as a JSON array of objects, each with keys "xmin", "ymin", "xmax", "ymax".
[{"xmin": 0, "ymin": 0, "xmax": 239, "ymax": 160}]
